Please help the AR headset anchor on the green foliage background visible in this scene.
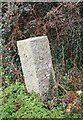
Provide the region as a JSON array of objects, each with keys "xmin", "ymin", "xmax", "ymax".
[{"xmin": 0, "ymin": 82, "xmax": 82, "ymax": 119}]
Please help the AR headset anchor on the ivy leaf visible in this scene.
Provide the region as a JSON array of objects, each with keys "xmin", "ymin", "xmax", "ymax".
[{"xmin": 76, "ymin": 90, "xmax": 82, "ymax": 95}]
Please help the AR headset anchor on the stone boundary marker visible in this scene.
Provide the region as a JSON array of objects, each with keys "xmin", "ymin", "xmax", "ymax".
[{"xmin": 17, "ymin": 36, "xmax": 57, "ymax": 101}]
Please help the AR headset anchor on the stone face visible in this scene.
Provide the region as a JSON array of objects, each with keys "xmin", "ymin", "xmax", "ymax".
[{"xmin": 17, "ymin": 36, "xmax": 57, "ymax": 101}]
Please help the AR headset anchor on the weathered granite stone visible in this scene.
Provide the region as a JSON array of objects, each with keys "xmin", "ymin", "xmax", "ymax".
[{"xmin": 17, "ymin": 36, "xmax": 57, "ymax": 101}]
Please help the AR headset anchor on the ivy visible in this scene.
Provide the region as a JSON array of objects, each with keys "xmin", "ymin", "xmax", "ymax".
[{"xmin": 0, "ymin": 82, "xmax": 82, "ymax": 119}]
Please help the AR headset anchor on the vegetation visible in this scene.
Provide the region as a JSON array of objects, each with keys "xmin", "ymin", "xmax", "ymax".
[
  {"xmin": 0, "ymin": 2, "xmax": 83, "ymax": 119},
  {"xmin": 0, "ymin": 82, "xmax": 82, "ymax": 119}
]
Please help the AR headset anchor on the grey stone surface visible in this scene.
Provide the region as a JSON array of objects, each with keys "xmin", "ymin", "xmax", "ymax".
[{"xmin": 17, "ymin": 36, "xmax": 57, "ymax": 101}]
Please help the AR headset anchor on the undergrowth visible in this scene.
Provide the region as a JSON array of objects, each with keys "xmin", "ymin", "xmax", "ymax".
[{"xmin": 0, "ymin": 82, "xmax": 82, "ymax": 119}]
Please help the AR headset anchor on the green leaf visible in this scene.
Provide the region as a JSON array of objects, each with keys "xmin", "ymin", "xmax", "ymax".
[{"xmin": 77, "ymin": 90, "xmax": 82, "ymax": 95}]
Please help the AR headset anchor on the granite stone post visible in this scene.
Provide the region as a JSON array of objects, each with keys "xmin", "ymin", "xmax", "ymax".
[{"xmin": 17, "ymin": 36, "xmax": 57, "ymax": 101}]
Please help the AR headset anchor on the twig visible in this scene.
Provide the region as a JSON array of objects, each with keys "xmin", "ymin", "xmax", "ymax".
[{"xmin": 57, "ymin": 83, "xmax": 68, "ymax": 93}]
